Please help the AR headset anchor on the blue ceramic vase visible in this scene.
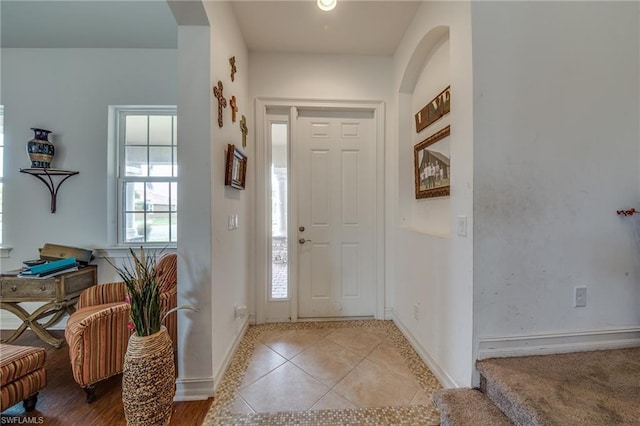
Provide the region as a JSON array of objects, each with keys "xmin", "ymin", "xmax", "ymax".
[{"xmin": 26, "ymin": 128, "xmax": 54, "ymax": 168}]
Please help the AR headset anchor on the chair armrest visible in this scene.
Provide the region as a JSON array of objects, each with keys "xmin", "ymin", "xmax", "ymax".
[
  {"xmin": 65, "ymin": 302, "xmax": 131, "ymax": 387},
  {"xmin": 77, "ymin": 282, "xmax": 126, "ymax": 310}
]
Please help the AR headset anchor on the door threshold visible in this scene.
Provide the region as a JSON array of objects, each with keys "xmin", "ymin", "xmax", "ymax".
[{"xmin": 297, "ymin": 316, "xmax": 375, "ymax": 322}]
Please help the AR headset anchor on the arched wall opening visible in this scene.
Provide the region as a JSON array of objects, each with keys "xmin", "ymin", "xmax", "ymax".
[
  {"xmin": 389, "ymin": 6, "xmax": 475, "ymax": 386},
  {"xmin": 398, "ymin": 26, "xmax": 451, "ymax": 235}
]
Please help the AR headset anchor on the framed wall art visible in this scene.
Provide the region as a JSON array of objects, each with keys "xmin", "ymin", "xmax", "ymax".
[
  {"xmin": 414, "ymin": 125, "xmax": 450, "ymax": 199},
  {"xmin": 225, "ymin": 144, "xmax": 247, "ymax": 190},
  {"xmin": 415, "ymin": 85, "xmax": 450, "ymax": 133}
]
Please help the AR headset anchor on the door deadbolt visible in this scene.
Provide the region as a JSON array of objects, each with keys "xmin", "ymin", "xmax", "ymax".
[{"xmin": 299, "ymin": 226, "xmax": 305, "ymax": 232}]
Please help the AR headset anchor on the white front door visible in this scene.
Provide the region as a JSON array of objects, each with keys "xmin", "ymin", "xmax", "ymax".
[{"xmin": 296, "ymin": 110, "xmax": 376, "ymax": 318}]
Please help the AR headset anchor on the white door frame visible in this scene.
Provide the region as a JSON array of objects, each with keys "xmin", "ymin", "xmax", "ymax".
[{"xmin": 255, "ymin": 98, "xmax": 385, "ymax": 324}]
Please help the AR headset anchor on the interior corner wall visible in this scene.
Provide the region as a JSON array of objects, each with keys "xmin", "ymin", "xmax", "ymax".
[
  {"xmin": 202, "ymin": 1, "xmax": 252, "ymax": 391},
  {"xmin": 390, "ymin": 1, "xmax": 474, "ymax": 387},
  {"xmin": 472, "ymin": 2, "xmax": 640, "ymax": 359},
  {"xmin": 174, "ymin": 25, "xmax": 215, "ymax": 400}
]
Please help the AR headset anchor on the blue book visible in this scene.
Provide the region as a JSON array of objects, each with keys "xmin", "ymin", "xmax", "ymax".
[{"xmin": 27, "ymin": 257, "xmax": 77, "ymax": 274}]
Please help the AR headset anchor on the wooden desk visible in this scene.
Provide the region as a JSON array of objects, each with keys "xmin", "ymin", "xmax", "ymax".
[{"xmin": 0, "ymin": 265, "xmax": 97, "ymax": 348}]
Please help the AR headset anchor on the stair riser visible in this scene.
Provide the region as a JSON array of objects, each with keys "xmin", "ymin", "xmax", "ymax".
[
  {"xmin": 480, "ymin": 374, "xmax": 543, "ymax": 426},
  {"xmin": 432, "ymin": 388, "xmax": 513, "ymax": 426}
]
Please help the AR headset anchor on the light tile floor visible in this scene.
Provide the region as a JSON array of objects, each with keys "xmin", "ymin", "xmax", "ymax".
[{"xmin": 202, "ymin": 320, "xmax": 442, "ymax": 425}]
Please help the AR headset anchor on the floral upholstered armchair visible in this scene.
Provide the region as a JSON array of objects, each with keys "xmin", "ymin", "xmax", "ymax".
[{"xmin": 64, "ymin": 253, "xmax": 177, "ymax": 402}]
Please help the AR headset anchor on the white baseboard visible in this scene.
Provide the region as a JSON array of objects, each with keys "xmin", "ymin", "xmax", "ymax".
[
  {"xmin": 384, "ymin": 307, "xmax": 394, "ymax": 320},
  {"xmin": 478, "ymin": 326, "xmax": 640, "ymax": 360},
  {"xmin": 174, "ymin": 377, "xmax": 215, "ymax": 401},
  {"xmin": 391, "ymin": 309, "xmax": 457, "ymax": 388},
  {"xmin": 175, "ymin": 317, "xmax": 249, "ymax": 401},
  {"xmin": 213, "ymin": 317, "xmax": 249, "ymax": 392}
]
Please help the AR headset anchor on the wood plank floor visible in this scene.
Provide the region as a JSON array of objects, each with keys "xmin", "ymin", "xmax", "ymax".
[{"xmin": 1, "ymin": 329, "xmax": 212, "ymax": 425}]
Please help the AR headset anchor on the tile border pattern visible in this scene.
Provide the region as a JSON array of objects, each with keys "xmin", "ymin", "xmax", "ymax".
[{"xmin": 202, "ymin": 320, "xmax": 441, "ymax": 425}]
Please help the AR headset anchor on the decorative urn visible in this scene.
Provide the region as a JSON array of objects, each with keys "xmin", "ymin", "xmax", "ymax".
[{"xmin": 26, "ymin": 128, "xmax": 55, "ymax": 168}]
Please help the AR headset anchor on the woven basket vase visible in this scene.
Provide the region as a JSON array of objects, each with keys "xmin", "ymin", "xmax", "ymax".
[{"xmin": 122, "ymin": 326, "xmax": 175, "ymax": 426}]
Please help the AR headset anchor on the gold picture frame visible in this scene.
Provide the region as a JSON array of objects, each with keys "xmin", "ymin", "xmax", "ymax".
[
  {"xmin": 414, "ymin": 126, "xmax": 450, "ymax": 199},
  {"xmin": 415, "ymin": 86, "xmax": 450, "ymax": 133}
]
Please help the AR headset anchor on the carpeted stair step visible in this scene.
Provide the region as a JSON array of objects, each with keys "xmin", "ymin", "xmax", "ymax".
[
  {"xmin": 476, "ymin": 348, "xmax": 640, "ymax": 426},
  {"xmin": 432, "ymin": 388, "xmax": 513, "ymax": 426}
]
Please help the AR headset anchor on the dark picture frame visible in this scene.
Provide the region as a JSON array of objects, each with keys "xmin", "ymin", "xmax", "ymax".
[
  {"xmin": 225, "ymin": 144, "xmax": 247, "ymax": 190},
  {"xmin": 415, "ymin": 86, "xmax": 451, "ymax": 133},
  {"xmin": 414, "ymin": 126, "xmax": 451, "ymax": 199}
]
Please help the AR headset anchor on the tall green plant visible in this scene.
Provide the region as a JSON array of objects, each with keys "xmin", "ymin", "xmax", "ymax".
[{"xmin": 110, "ymin": 247, "xmax": 161, "ymax": 336}]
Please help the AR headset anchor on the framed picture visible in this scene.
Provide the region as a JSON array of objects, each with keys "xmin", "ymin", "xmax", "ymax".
[
  {"xmin": 414, "ymin": 125, "xmax": 450, "ymax": 199},
  {"xmin": 225, "ymin": 144, "xmax": 247, "ymax": 190},
  {"xmin": 415, "ymin": 86, "xmax": 451, "ymax": 133}
]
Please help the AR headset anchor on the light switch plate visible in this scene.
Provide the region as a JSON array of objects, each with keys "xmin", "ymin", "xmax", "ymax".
[
  {"xmin": 456, "ymin": 216, "xmax": 467, "ymax": 237},
  {"xmin": 228, "ymin": 215, "xmax": 239, "ymax": 230},
  {"xmin": 575, "ymin": 286, "xmax": 587, "ymax": 307}
]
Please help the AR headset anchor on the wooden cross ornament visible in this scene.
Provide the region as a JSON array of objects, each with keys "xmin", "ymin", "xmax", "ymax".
[
  {"xmin": 230, "ymin": 56, "xmax": 237, "ymax": 82},
  {"xmin": 230, "ymin": 96, "xmax": 238, "ymax": 123},
  {"xmin": 213, "ymin": 81, "xmax": 226, "ymax": 128},
  {"xmin": 240, "ymin": 115, "xmax": 248, "ymax": 147}
]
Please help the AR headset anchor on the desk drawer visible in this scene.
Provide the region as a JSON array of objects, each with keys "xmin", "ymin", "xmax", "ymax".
[
  {"xmin": 0, "ymin": 280, "xmax": 56, "ymax": 299},
  {"xmin": 63, "ymin": 268, "xmax": 96, "ymax": 296}
]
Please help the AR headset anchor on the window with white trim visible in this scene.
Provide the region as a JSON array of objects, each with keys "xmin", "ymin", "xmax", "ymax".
[{"xmin": 116, "ymin": 108, "xmax": 177, "ymax": 244}]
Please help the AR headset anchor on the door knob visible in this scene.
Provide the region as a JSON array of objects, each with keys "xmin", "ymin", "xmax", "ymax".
[{"xmin": 299, "ymin": 238, "xmax": 312, "ymax": 244}]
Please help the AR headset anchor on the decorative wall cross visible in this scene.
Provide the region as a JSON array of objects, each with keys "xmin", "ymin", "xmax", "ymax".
[
  {"xmin": 229, "ymin": 56, "xmax": 237, "ymax": 82},
  {"xmin": 230, "ymin": 96, "xmax": 238, "ymax": 123},
  {"xmin": 213, "ymin": 81, "xmax": 226, "ymax": 128},
  {"xmin": 240, "ymin": 115, "xmax": 248, "ymax": 147}
]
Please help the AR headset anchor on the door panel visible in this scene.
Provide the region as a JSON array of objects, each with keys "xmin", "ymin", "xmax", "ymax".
[
  {"xmin": 311, "ymin": 244, "xmax": 330, "ymax": 298},
  {"xmin": 297, "ymin": 111, "xmax": 375, "ymax": 318},
  {"xmin": 310, "ymin": 150, "xmax": 330, "ymax": 225}
]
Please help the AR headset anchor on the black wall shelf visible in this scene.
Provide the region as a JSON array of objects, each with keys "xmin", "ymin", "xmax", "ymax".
[{"xmin": 20, "ymin": 168, "xmax": 79, "ymax": 213}]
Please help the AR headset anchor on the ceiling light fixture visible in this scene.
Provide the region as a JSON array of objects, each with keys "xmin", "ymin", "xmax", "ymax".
[{"xmin": 317, "ymin": 0, "xmax": 337, "ymax": 12}]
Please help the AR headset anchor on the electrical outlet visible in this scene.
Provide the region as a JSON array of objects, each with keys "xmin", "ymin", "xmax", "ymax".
[
  {"xmin": 575, "ymin": 287, "xmax": 587, "ymax": 307},
  {"xmin": 234, "ymin": 305, "xmax": 248, "ymax": 318},
  {"xmin": 413, "ymin": 304, "xmax": 420, "ymax": 321}
]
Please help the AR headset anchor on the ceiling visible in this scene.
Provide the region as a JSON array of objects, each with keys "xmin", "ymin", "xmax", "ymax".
[
  {"xmin": 231, "ymin": 1, "xmax": 420, "ymax": 56},
  {"xmin": 1, "ymin": 1, "xmax": 420, "ymax": 56},
  {"xmin": 1, "ymin": 1, "xmax": 178, "ymax": 49}
]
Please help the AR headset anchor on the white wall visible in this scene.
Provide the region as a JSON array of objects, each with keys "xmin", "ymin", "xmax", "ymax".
[
  {"xmin": 202, "ymin": 0, "xmax": 252, "ymax": 392},
  {"xmin": 0, "ymin": 48, "xmax": 177, "ymax": 327},
  {"xmin": 408, "ymin": 38, "xmax": 451, "ymax": 235},
  {"xmin": 472, "ymin": 2, "xmax": 640, "ymax": 360},
  {"xmin": 171, "ymin": 1, "xmax": 253, "ymax": 400},
  {"xmin": 174, "ymin": 24, "xmax": 215, "ymax": 400},
  {"xmin": 0, "ymin": 49, "xmax": 177, "ymax": 273},
  {"xmin": 250, "ymin": 52, "xmax": 392, "ymax": 101},
  {"xmin": 390, "ymin": 1, "xmax": 474, "ymax": 387}
]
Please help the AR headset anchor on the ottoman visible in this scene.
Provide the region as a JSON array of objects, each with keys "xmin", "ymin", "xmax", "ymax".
[{"xmin": 0, "ymin": 344, "xmax": 47, "ymax": 412}]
